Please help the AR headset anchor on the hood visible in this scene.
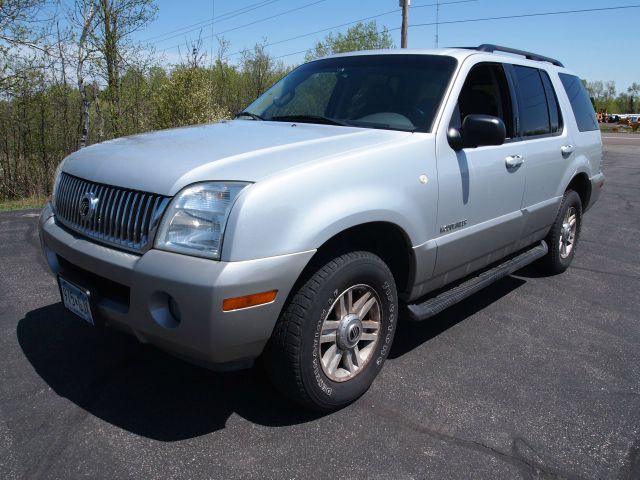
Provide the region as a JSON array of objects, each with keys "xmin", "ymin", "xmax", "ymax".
[{"xmin": 62, "ymin": 120, "xmax": 410, "ymax": 196}]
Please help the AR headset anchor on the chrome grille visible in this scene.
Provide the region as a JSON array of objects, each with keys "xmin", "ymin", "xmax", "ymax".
[{"xmin": 53, "ymin": 172, "xmax": 170, "ymax": 253}]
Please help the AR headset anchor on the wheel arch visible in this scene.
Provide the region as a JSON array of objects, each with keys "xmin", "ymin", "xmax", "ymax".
[
  {"xmin": 287, "ymin": 221, "xmax": 416, "ymax": 305},
  {"xmin": 565, "ymin": 172, "xmax": 591, "ymax": 210}
]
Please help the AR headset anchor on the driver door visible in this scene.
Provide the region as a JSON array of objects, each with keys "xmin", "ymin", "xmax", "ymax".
[{"xmin": 432, "ymin": 62, "xmax": 526, "ymax": 281}]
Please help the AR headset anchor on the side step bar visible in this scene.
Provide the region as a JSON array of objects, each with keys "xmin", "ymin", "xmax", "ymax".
[{"xmin": 406, "ymin": 241, "xmax": 548, "ymax": 322}]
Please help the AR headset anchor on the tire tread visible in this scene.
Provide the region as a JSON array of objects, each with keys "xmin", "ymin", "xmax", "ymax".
[{"xmin": 265, "ymin": 251, "xmax": 391, "ymax": 410}]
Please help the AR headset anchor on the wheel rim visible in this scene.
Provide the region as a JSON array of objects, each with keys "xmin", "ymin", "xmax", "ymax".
[
  {"xmin": 318, "ymin": 284, "xmax": 382, "ymax": 382},
  {"xmin": 559, "ymin": 206, "xmax": 578, "ymax": 259}
]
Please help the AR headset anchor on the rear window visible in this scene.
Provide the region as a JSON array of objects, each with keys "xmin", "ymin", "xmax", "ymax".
[{"xmin": 559, "ymin": 73, "xmax": 599, "ymax": 132}]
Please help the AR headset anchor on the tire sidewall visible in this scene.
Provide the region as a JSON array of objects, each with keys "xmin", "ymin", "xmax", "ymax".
[
  {"xmin": 299, "ymin": 256, "xmax": 397, "ymax": 409},
  {"xmin": 552, "ymin": 191, "xmax": 583, "ymax": 270}
]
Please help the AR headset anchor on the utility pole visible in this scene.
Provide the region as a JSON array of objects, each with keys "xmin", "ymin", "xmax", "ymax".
[
  {"xmin": 435, "ymin": 0, "xmax": 440, "ymax": 48},
  {"xmin": 400, "ymin": 0, "xmax": 410, "ymax": 48}
]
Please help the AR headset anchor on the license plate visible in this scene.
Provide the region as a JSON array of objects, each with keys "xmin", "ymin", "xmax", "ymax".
[{"xmin": 59, "ymin": 277, "xmax": 94, "ymax": 325}]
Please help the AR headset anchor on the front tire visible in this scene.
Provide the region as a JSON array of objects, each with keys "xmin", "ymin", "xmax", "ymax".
[
  {"xmin": 539, "ymin": 190, "xmax": 582, "ymax": 274},
  {"xmin": 265, "ymin": 251, "xmax": 398, "ymax": 411}
]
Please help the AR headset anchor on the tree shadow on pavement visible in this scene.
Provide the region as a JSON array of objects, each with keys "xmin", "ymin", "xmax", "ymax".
[{"xmin": 18, "ymin": 275, "xmax": 526, "ymax": 442}]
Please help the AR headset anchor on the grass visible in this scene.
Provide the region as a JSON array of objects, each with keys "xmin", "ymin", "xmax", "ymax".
[{"xmin": 0, "ymin": 196, "xmax": 48, "ymax": 212}]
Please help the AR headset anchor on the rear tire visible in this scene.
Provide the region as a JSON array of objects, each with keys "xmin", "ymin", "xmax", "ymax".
[
  {"xmin": 265, "ymin": 251, "xmax": 398, "ymax": 411},
  {"xmin": 538, "ymin": 190, "xmax": 582, "ymax": 274}
]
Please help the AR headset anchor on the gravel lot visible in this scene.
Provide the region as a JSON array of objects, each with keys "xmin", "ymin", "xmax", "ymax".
[{"xmin": 1, "ymin": 135, "xmax": 638, "ymax": 480}]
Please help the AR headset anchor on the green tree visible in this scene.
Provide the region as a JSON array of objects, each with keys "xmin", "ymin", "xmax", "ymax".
[
  {"xmin": 240, "ymin": 42, "xmax": 288, "ymax": 102},
  {"xmin": 0, "ymin": 0, "xmax": 50, "ymax": 94},
  {"xmin": 153, "ymin": 66, "xmax": 228, "ymax": 129},
  {"xmin": 91, "ymin": 0, "xmax": 157, "ymax": 136},
  {"xmin": 305, "ymin": 21, "xmax": 394, "ymax": 62},
  {"xmin": 615, "ymin": 93, "xmax": 630, "ymax": 114},
  {"xmin": 628, "ymin": 82, "xmax": 640, "ymax": 113}
]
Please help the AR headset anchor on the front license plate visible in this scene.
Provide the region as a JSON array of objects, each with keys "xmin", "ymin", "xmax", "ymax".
[{"xmin": 59, "ymin": 277, "xmax": 94, "ymax": 325}]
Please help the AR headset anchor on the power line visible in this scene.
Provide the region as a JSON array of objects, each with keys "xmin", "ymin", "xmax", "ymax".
[
  {"xmin": 222, "ymin": 9, "xmax": 398, "ymax": 59},
  {"xmin": 143, "ymin": 0, "xmax": 280, "ymax": 44},
  {"xmin": 160, "ymin": 0, "xmax": 329, "ymax": 53},
  {"xmin": 274, "ymin": 48, "xmax": 311, "ymax": 60},
  {"xmin": 220, "ymin": 0, "xmax": 482, "ymax": 60},
  {"xmin": 272, "ymin": 4, "xmax": 640, "ymax": 62},
  {"xmin": 157, "ymin": 2, "xmax": 640, "ymax": 66},
  {"xmin": 149, "ymin": 0, "xmax": 475, "ymax": 47},
  {"xmin": 409, "ymin": 4, "xmax": 640, "ymax": 29}
]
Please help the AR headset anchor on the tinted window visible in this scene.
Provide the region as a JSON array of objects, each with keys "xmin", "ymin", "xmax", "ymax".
[
  {"xmin": 513, "ymin": 65, "xmax": 550, "ymax": 136},
  {"xmin": 540, "ymin": 71, "xmax": 562, "ymax": 133},
  {"xmin": 245, "ymin": 55, "xmax": 458, "ymax": 133},
  {"xmin": 270, "ymin": 72, "xmax": 337, "ymax": 117},
  {"xmin": 559, "ymin": 73, "xmax": 599, "ymax": 132},
  {"xmin": 450, "ymin": 63, "xmax": 514, "ymax": 138}
]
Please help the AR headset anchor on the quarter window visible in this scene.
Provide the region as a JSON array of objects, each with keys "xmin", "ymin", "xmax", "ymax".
[{"xmin": 559, "ymin": 73, "xmax": 599, "ymax": 132}]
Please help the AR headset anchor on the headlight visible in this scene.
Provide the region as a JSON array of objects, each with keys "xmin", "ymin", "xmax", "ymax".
[
  {"xmin": 154, "ymin": 182, "xmax": 250, "ymax": 260},
  {"xmin": 50, "ymin": 161, "xmax": 64, "ymax": 210}
]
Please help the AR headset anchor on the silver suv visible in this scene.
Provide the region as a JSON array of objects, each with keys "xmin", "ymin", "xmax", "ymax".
[{"xmin": 39, "ymin": 45, "xmax": 604, "ymax": 410}]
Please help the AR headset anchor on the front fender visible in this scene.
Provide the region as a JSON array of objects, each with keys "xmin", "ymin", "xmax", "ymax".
[{"xmin": 221, "ymin": 134, "xmax": 437, "ymax": 261}]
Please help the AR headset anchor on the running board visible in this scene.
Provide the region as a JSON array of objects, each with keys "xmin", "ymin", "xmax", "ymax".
[{"xmin": 406, "ymin": 241, "xmax": 548, "ymax": 322}]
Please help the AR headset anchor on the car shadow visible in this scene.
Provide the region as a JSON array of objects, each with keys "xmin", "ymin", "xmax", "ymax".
[
  {"xmin": 389, "ymin": 275, "xmax": 526, "ymax": 359},
  {"xmin": 512, "ymin": 263, "xmax": 553, "ymax": 279},
  {"xmin": 18, "ymin": 275, "xmax": 526, "ymax": 442},
  {"xmin": 17, "ymin": 303, "xmax": 323, "ymax": 441}
]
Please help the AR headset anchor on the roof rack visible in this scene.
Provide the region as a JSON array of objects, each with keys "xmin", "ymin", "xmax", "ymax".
[{"xmin": 469, "ymin": 44, "xmax": 564, "ymax": 67}]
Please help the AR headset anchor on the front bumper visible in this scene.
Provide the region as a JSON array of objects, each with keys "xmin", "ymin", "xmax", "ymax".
[{"xmin": 39, "ymin": 204, "xmax": 314, "ymax": 370}]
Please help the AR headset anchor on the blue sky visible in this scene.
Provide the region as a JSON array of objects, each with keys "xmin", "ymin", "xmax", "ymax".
[{"xmin": 136, "ymin": 0, "xmax": 640, "ymax": 91}]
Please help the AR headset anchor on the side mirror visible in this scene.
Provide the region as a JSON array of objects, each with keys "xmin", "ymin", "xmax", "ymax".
[{"xmin": 447, "ymin": 114, "xmax": 506, "ymax": 151}]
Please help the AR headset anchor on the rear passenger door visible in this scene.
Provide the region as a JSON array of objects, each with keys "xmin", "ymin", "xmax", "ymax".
[
  {"xmin": 508, "ymin": 64, "xmax": 571, "ymax": 242},
  {"xmin": 557, "ymin": 73, "xmax": 603, "ymax": 207}
]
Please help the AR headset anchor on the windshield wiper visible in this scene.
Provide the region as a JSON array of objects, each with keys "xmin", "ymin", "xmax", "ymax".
[
  {"xmin": 235, "ymin": 111, "xmax": 264, "ymax": 121},
  {"xmin": 269, "ymin": 115, "xmax": 349, "ymax": 126}
]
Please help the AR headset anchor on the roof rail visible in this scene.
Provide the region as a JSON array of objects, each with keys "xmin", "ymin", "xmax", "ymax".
[{"xmin": 472, "ymin": 44, "xmax": 564, "ymax": 67}]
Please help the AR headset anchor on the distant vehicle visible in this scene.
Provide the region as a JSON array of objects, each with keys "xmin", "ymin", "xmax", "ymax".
[{"xmin": 39, "ymin": 44, "xmax": 604, "ymax": 410}]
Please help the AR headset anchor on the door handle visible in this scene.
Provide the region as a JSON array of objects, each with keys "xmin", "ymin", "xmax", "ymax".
[
  {"xmin": 505, "ymin": 155, "xmax": 524, "ymax": 168},
  {"xmin": 561, "ymin": 144, "xmax": 575, "ymax": 156}
]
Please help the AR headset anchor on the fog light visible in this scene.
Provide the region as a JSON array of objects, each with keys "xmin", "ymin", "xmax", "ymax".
[
  {"xmin": 149, "ymin": 292, "xmax": 181, "ymax": 329},
  {"xmin": 168, "ymin": 296, "xmax": 182, "ymax": 323}
]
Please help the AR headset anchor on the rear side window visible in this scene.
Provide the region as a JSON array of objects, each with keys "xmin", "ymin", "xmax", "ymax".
[
  {"xmin": 559, "ymin": 73, "xmax": 599, "ymax": 132},
  {"xmin": 513, "ymin": 65, "xmax": 551, "ymax": 136},
  {"xmin": 540, "ymin": 71, "xmax": 563, "ymax": 134}
]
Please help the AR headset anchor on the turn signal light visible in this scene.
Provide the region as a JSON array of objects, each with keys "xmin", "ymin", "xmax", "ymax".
[{"xmin": 223, "ymin": 290, "xmax": 278, "ymax": 312}]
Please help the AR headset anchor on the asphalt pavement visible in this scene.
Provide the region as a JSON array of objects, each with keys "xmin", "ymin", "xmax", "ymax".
[{"xmin": 0, "ymin": 135, "xmax": 638, "ymax": 479}]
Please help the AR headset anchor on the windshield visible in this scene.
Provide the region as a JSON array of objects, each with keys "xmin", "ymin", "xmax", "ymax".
[{"xmin": 243, "ymin": 54, "xmax": 457, "ymax": 133}]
